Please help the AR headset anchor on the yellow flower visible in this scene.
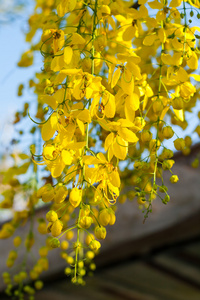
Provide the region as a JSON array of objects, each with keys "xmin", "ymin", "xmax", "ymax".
[
  {"xmin": 162, "ymin": 126, "xmax": 174, "ymax": 139},
  {"xmin": 37, "ymin": 184, "xmax": 54, "ymax": 203},
  {"xmin": 0, "ymin": 223, "xmax": 15, "ymax": 239},
  {"xmin": 94, "ymin": 226, "xmax": 107, "ymax": 240},
  {"xmin": 99, "ymin": 209, "xmax": 116, "ymax": 226},
  {"xmin": 79, "ymin": 216, "xmax": 93, "ymax": 229},
  {"xmin": 69, "ymin": 187, "xmax": 82, "ymax": 208},
  {"xmin": 54, "ymin": 184, "xmax": 68, "ymax": 204},
  {"xmin": 18, "ymin": 50, "xmax": 33, "ymax": 67},
  {"xmin": 51, "ymin": 220, "xmax": 63, "ymax": 237},
  {"xmin": 174, "ymin": 138, "xmax": 185, "ymax": 151},
  {"xmin": 46, "ymin": 210, "xmax": 58, "ymax": 222},
  {"xmin": 89, "ymin": 240, "xmax": 101, "ymax": 251},
  {"xmin": 179, "ymin": 82, "xmax": 196, "ymax": 99},
  {"xmin": 170, "ymin": 175, "xmax": 179, "ymax": 183}
]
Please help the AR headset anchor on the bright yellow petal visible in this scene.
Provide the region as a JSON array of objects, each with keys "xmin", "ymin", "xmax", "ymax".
[
  {"xmin": 118, "ymin": 118, "xmax": 135, "ymax": 128},
  {"xmin": 125, "ymin": 101, "xmax": 135, "ymax": 122},
  {"xmin": 171, "ymin": 53, "xmax": 183, "ymax": 66},
  {"xmin": 108, "ymin": 169, "xmax": 120, "ymax": 187},
  {"xmin": 85, "ymin": 86, "xmax": 93, "ymax": 99},
  {"xmin": 57, "ymin": 0, "xmax": 77, "ymax": 17},
  {"xmin": 54, "ymin": 88, "xmax": 65, "ymax": 104},
  {"xmin": 174, "ymin": 108, "xmax": 184, "ymax": 122},
  {"xmin": 108, "ymin": 144, "xmax": 114, "ymax": 162},
  {"xmin": 138, "ymin": 4, "xmax": 148, "ymax": 18},
  {"xmin": 177, "ymin": 67, "xmax": 188, "ymax": 82},
  {"xmin": 190, "ymin": 74, "xmax": 200, "ymax": 81},
  {"xmin": 67, "ymin": 141, "xmax": 86, "ymax": 150},
  {"xmin": 77, "ymin": 118, "xmax": 85, "ymax": 135},
  {"xmin": 126, "ymin": 93, "xmax": 139, "ymax": 111},
  {"xmin": 82, "ymin": 156, "xmax": 100, "ymax": 165},
  {"xmin": 148, "ymin": 0, "xmax": 163, "ymax": 9},
  {"xmin": 41, "ymin": 114, "xmax": 57, "ymax": 141},
  {"xmin": 62, "ymin": 150, "xmax": 73, "ymax": 165},
  {"xmin": 51, "ymin": 54, "xmax": 64, "ymax": 72},
  {"xmin": 69, "ymin": 0, "xmax": 77, "ymax": 11},
  {"xmin": 169, "ymin": 0, "xmax": 182, "ymax": 7},
  {"xmin": 111, "ymin": 68, "xmax": 121, "ymax": 89},
  {"xmin": 43, "ymin": 144, "xmax": 55, "ymax": 160},
  {"xmin": 64, "ymin": 165, "xmax": 77, "ymax": 183},
  {"xmin": 49, "ymin": 157, "xmax": 65, "ymax": 178},
  {"xmin": 121, "ymin": 69, "xmax": 134, "ymax": 95},
  {"xmin": 158, "ymin": 28, "xmax": 166, "ymax": 43},
  {"xmin": 70, "ymin": 33, "xmax": 85, "ymax": 45},
  {"xmin": 57, "ymin": 0, "xmax": 67, "ymax": 17},
  {"xmin": 40, "ymin": 95, "xmax": 58, "ymax": 110},
  {"xmin": 60, "ymin": 68, "xmax": 82, "ymax": 75},
  {"xmin": 160, "ymin": 106, "xmax": 170, "ymax": 121},
  {"xmin": 104, "ymin": 132, "xmax": 114, "ymax": 151},
  {"xmin": 122, "ymin": 25, "xmax": 136, "ymax": 41},
  {"xmin": 77, "ymin": 109, "xmax": 91, "ymax": 123},
  {"xmin": 103, "ymin": 92, "xmax": 116, "ymax": 119},
  {"xmin": 156, "ymin": 11, "xmax": 166, "ymax": 21},
  {"xmin": 161, "ymin": 54, "xmax": 173, "ymax": 65},
  {"xmin": 64, "ymin": 46, "xmax": 73, "ymax": 64},
  {"xmin": 143, "ymin": 34, "xmax": 157, "ymax": 46},
  {"xmin": 97, "ymin": 152, "xmax": 107, "ymax": 162},
  {"xmin": 113, "ymin": 136, "xmax": 128, "ymax": 160},
  {"xmin": 126, "ymin": 62, "xmax": 142, "ymax": 80},
  {"xmin": 118, "ymin": 127, "xmax": 139, "ymax": 143},
  {"xmin": 187, "ymin": 52, "xmax": 198, "ymax": 70}
]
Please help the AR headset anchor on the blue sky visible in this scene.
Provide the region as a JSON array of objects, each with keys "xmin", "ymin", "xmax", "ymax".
[{"xmin": 0, "ymin": 0, "xmax": 41, "ymax": 156}]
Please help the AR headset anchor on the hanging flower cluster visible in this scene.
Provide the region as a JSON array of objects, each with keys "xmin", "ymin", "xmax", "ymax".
[{"xmin": 1, "ymin": 0, "xmax": 200, "ymax": 297}]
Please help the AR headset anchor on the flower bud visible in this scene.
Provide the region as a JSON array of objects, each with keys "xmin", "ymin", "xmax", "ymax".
[
  {"xmin": 61, "ymin": 240, "xmax": 69, "ymax": 250},
  {"xmin": 174, "ymin": 138, "xmax": 185, "ymax": 151},
  {"xmin": 89, "ymin": 240, "xmax": 101, "ymax": 251},
  {"xmin": 185, "ymin": 136, "xmax": 192, "ymax": 147},
  {"xmin": 149, "ymin": 139, "xmax": 161, "ymax": 152},
  {"xmin": 46, "ymin": 210, "xmax": 58, "ymax": 222},
  {"xmin": 172, "ymin": 98, "xmax": 183, "ymax": 110},
  {"xmin": 39, "ymin": 246, "xmax": 48, "ymax": 257},
  {"xmin": 134, "ymin": 117, "xmax": 146, "ymax": 130},
  {"xmin": 41, "ymin": 29, "xmax": 53, "ymax": 43},
  {"xmin": 162, "ymin": 195, "xmax": 170, "ymax": 204},
  {"xmin": 162, "ymin": 159, "xmax": 175, "ymax": 170},
  {"xmin": 152, "ymin": 100, "xmax": 163, "ymax": 113},
  {"xmin": 108, "ymin": 210, "xmax": 116, "ymax": 225},
  {"xmin": 66, "ymin": 230, "xmax": 74, "ymax": 240},
  {"xmin": 34, "ymin": 281, "xmax": 43, "ymax": 290},
  {"xmin": 99, "ymin": 209, "xmax": 110, "ymax": 226},
  {"xmin": 69, "ymin": 187, "xmax": 82, "ymax": 208},
  {"xmin": 54, "ymin": 185, "xmax": 68, "ymax": 204},
  {"xmin": 94, "ymin": 35, "xmax": 107, "ymax": 52},
  {"xmin": 8, "ymin": 250, "xmax": 17, "ymax": 260},
  {"xmin": 50, "ymin": 238, "xmax": 60, "ymax": 248},
  {"xmin": 95, "ymin": 226, "xmax": 107, "ymax": 239},
  {"xmin": 13, "ymin": 236, "xmax": 22, "ymax": 247},
  {"xmin": 51, "ymin": 220, "xmax": 63, "ymax": 237},
  {"xmin": 192, "ymin": 158, "xmax": 199, "ymax": 168},
  {"xmin": 170, "ymin": 175, "xmax": 179, "ymax": 183},
  {"xmin": 101, "ymin": 5, "xmax": 111, "ymax": 15},
  {"xmin": 37, "ymin": 184, "xmax": 54, "ymax": 203},
  {"xmin": 86, "ymin": 251, "xmax": 95, "ymax": 260},
  {"xmin": 38, "ymin": 222, "xmax": 47, "ymax": 235},
  {"xmin": 79, "ymin": 216, "xmax": 93, "ymax": 229},
  {"xmin": 160, "ymin": 148, "xmax": 173, "ymax": 159},
  {"xmin": 141, "ymin": 130, "xmax": 152, "ymax": 143},
  {"xmin": 162, "ymin": 126, "xmax": 174, "ymax": 139}
]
